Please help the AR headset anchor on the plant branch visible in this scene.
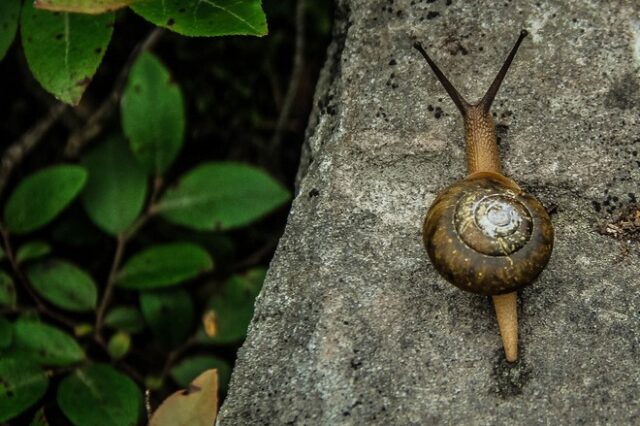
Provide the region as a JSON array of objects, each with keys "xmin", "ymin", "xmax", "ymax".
[
  {"xmin": 231, "ymin": 236, "xmax": 281, "ymax": 272},
  {"xmin": 0, "ymin": 104, "xmax": 67, "ymax": 196},
  {"xmin": 94, "ymin": 177, "xmax": 163, "ymax": 334},
  {"xmin": 65, "ymin": 27, "xmax": 165, "ymax": 157},
  {"xmin": 159, "ymin": 335, "xmax": 197, "ymax": 383},
  {"xmin": 94, "ymin": 234, "xmax": 127, "ymax": 334},
  {"xmin": 269, "ymin": 0, "xmax": 307, "ymax": 159}
]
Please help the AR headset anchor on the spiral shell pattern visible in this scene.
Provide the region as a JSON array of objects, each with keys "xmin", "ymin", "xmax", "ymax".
[{"xmin": 423, "ymin": 173, "xmax": 553, "ymax": 295}]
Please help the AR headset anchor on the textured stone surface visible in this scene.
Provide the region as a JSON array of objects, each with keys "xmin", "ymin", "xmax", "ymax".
[{"xmin": 218, "ymin": 1, "xmax": 640, "ymax": 424}]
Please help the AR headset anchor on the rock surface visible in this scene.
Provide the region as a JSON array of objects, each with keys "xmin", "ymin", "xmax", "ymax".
[{"xmin": 218, "ymin": 1, "xmax": 640, "ymax": 424}]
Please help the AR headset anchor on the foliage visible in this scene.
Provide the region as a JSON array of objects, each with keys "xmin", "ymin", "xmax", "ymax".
[
  {"xmin": 4, "ymin": 165, "xmax": 87, "ymax": 234},
  {"xmin": 57, "ymin": 364, "xmax": 142, "ymax": 426},
  {"xmin": 120, "ymin": 52, "xmax": 185, "ymax": 175},
  {"xmin": 27, "ymin": 259, "xmax": 98, "ymax": 311},
  {"xmin": 0, "ymin": 0, "xmax": 336, "ymax": 422},
  {"xmin": 0, "ymin": 0, "xmax": 307, "ymax": 423},
  {"xmin": 0, "ymin": 358, "xmax": 49, "ymax": 423},
  {"xmin": 15, "ymin": 0, "xmax": 268, "ymax": 105}
]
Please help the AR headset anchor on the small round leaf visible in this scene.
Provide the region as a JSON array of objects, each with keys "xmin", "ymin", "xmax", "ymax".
[
  {"xmin": 4, "ymin": 165, "xmax": 87, "ymax": 234},
  {"xmin": 104, "ymin": 306, "xmax": 145, "ymax": 334},
  {"xmin": 116, "ymin": 243, "xmax": 213, "ymax": 290},
  {"xmin": 16, "ymin": 241, "xmax": 51, "ymax": 264},
  {"xmin": 20, "ymin": 4, "xmax": 114, "ymax": 104},
  {"xmin": 0, "ymin": 357, "xmax": 49, "ymax": 422},
  {"xmin": 121, "ymin": 52, "xmax": 185, "ymax": 175},
  {"xmin": 107, "ymin": 331, "xmax": 130, "ymax": 360},
  {"xmin": 81, "ymin": 135, "xmax": 148, "ymax": 235},
  {"xmin": 12, "ymin": 319, "xmax": 85, "ymax": 366},
  {"xmin": 57, "ymin": 363, "xmax": 141, "ymax": 426},
  {"xmin": 27, "ymin": 259, "xmax": 97, "ymax": 312},
  {"xmin": 140, "ymin": 289, "xmax": 194, "ymax": 348}
]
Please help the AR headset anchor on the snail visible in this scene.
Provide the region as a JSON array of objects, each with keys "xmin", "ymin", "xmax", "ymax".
[{"xmin": 414, "ymin": 30, "xmax": 553, "ymax": 362}]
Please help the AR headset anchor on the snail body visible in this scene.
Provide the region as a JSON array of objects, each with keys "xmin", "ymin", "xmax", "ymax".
[{"xmin": 414, "ymin": 31, "xmax": 553, "ymax": 361}]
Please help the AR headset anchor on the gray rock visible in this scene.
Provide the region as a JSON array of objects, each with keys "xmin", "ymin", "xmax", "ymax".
[{"xmin": 218, "ymin": 0, "xmax": 640, "ymax": 424}]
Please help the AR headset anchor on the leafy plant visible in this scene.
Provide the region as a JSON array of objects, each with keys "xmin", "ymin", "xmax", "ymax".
[
  {"xmin": 11, "ymin": 0, "xmax": 269, "ymax": 105},
  {"xmin": 0, "ymin": 0, "xmax": 296, "ymax": 423}
]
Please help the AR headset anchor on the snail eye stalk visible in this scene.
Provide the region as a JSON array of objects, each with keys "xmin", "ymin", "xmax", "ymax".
[{"xmin": 413, "ymin": 29, "xmax": 528, "ymax": 116}]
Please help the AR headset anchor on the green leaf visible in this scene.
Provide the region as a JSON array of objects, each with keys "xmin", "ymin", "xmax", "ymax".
[
  {"xmin": 16, "ymin": 241, "xmax": 52, "ymax": 264},
  {"xmin": 35, "ymin": 0, "xmax": 139, "ymax": 14},
  {"xmin": 198, "ymin": 268, "xmax": 265, "ymax": 344},
  {"xmin": 0, "ymin": 317, "xmax": 12, "ymax": 348},
  {"xmin": 117, "ymin": 243, "xmax": 213, "ymax": 290},
  {"xmin": 74, "ymin": 323, "xmax": 94, "ymax": 337},
  {"xmin": 20, "ymin": 4, "xmax": 114, "ymax": 104},
  {"xmin": 140, "ymin": 289, "xmax": 194, "ymax": 348},
  {"xmin": 27, "ymin": 259, "xmax": 97, "ymax": 312},
  {"xmin": 107, "ymin": 331, "xmax": 130, "ymax": 360},
  {"xmin": 157, "ymin": 163, "xmax": 290, "ymax": 231},
  {"xmin": 0, "ymin": 0, "xmax": 20, "ymax": 61},
  {"xmin": 0, "ymin": 357, "xmax": 49, "ymax": 423},
  {"xmin": 4, "ymin": 165, "xmax": 87, "ymax": 234},
  {"xmin": 0, "ymin": 270, "xmax": 16, "ymax": 307},
  {"xmin": 121, "ymin": 52, "xmax": 185, "ymax": 175},
  {"xmin": 12, "ymin": 319, "xmax": 85, "ymax": 366},
  {"xmin": 104, "ymin": 306, "xmax": 145, "ymax": 333},
  {"xmin": 57, "ymin": 364, "xmax": 141, "ymax": 426},
  {"xmin": 81, "ymin": 135, "xmax": 148, "ymax": 235},
  {"xmin": 170, "ymin": 355, "xmax": 231, "ymax": 393},
  {"xmin": 132, "ymin": 0, "xmax": 267, "ymax": 37}
]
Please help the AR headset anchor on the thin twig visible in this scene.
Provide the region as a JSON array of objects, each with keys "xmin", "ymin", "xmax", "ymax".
[
  {"xmin": 94, "ymin": 234, "xmax": 127, "ymax": 334},
  {"xmin": 65, "ymin": 27, "xmax": 165, "ymax": 157},
  {"xmin": 0, "ymin": 225, "xmax": 76, "ymax": 329},
  {"xmin": 269, "ymin": 0, "xmax": 307, "ymax": 158},
  {"xmin": 231, "ymin": 236, "xmax": 280, "ymax": 272},
  {"xmin": 117, "ymin": 359, "xmax": 146, "ymax": 385},
  {"xmin": 159, "ymin": 335, "xmax": 197, "ymax": 382},
  {"xmin": 0, "ymin": 104, "xmax": 67, "ymax": 196},
  {"xmin": 94, "ymin": 177, "xmax": 163, "ymax": 335}
]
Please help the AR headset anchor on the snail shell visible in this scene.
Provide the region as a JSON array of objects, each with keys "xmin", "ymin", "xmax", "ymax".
[{"xmin": 423, "ymin": 172, "xmax": 554, "ymax": 295}]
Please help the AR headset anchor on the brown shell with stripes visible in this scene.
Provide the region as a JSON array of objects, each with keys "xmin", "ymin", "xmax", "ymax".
[{"xmin": 422, "ymin": 172, "xmax": 554, "ymax": 295}]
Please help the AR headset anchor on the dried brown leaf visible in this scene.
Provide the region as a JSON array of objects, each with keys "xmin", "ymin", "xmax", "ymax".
[{"xmin": 149, "ymin": 369, "xmax": 218, "ymax": 426}]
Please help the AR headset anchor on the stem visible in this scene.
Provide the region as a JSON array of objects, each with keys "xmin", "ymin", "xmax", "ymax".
[
  {"xmin": 94, "ymin": 234, "xmax": 127, "ymax": 334},
  {"xmin": 159, "ymin": 336, "xmax": 196, "ymax": 382},
  {"xmin": 269, "ymin": 0, "xmax": 306, "ymax": 163},
  {"xmin": 231, "ymin": 236, "xmax": 280, "ymax": 272},
  {"xmin": 94, "ymin": 177, "xmax": 162, "ymax": 335},
  {"xmin": 0, "ymin": 104, "xmax": 67, "ymax": 196}
]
